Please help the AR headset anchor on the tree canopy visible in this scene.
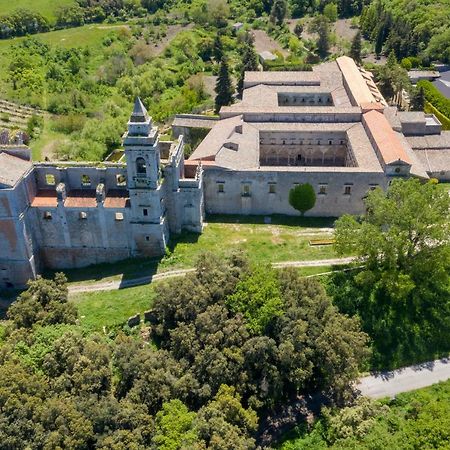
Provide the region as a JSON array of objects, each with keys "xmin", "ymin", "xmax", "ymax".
[
  {"xmin": 333, "ymin": 179, "xmax": 450, "ymax": 368},
  {"xmin": 289, "ymin": 183, "xmax": 316, "ymax": 216}
]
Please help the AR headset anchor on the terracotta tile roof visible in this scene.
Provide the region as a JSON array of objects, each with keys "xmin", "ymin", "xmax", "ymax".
[
  {"xmin": 65, "ymin": 190, "xmax": 97, "ymax": 208},
  {"xmin": 104, "ymin": 190, "xmax": 130, "ymax": 208},
  {"xmin": 31, "ymin": 190, "xmax": 58, "ymax": 208},
  {"xmin": 363, "ymin": 110, "xmax": 411, "ymax": 166},
  {"xmin": 243, "ymin": 71, "xmax": 320, "ymax": 88},
  {"xmin": 0, "ymin": 152, "xmax": 32, "ymax": 188},
  {"xmin": 336, "ymin": 56, "xmax": 377, "ymax": 106}
]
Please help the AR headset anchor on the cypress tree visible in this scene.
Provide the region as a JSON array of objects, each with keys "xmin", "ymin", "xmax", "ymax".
[
  {"xmin": 316, "ymin": 16, "xmax": 330, "ymax": 57},
  {"xmin": 213, "ymin": 34, "xmax": 223, "ymax": 62},
  {"xmin": 349, "ymin": 30, "xmax": 362, "ymax": 63},
  {"xmin": 410, "ymin": 85, "xmax": 425, "ymax": 111},
  {"xmin": 237, "ymin": 43, "xmax": 259, "ymax": 96},
  {"xmin": 215, "ymin": 58, "xmax": 234, "ymax": 113}
]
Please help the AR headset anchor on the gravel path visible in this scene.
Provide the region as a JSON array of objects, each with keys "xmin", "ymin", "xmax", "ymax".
[{"xmin": 68, "ymin": 257, "xmax": 358, "ymax": 294}]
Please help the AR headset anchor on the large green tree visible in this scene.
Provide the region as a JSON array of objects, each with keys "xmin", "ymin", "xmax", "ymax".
[
  {"xmin": 333, "ymin": 179, "xmax": 450, "ymax": 368},
  {"xmin": 349, "ymin": 30, "xmax": 362, "ymax": 63}
]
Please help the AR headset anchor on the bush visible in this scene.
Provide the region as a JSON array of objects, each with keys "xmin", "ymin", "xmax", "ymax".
[{"xmin": 289, "ymin": 183, "xmax": 316, "ymax": 216}]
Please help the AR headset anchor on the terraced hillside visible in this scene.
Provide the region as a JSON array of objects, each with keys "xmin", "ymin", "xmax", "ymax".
[{"xmin": 0, "ymin": 98, "xmax": 44, "ymax": 131}]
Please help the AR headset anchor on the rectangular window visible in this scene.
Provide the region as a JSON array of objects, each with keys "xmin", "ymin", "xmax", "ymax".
[
  {"xmin": 145, "ymin": 236, "xmax": 150, "ymax": 242},
  {"xmin": 143, "ymin": 208, "xmax": 148, "ymax": 216},
  {"xmin": 45, "ymin": 174, "xmax": 55, "ymax": 186},
  {"xmin": 79, "ymin": 211, "xmax": 88, "ymax": 220},
  {"xmin": 242, "ymin": 184, "xmax": 251, "ymax": 197},
  {"xmin": 115, "ymin": 212, "xmax": 124, "ymax": 221},
  {"xmin": 81, "ymin": 175, "xmax": 91, "ymax": 187},
  {"xmin": 268, "ymin": 183, "xmax": 276, "ymax": 194},
  {"xmin": 318, "ymin": 184, "xmax": 328, "ymax": 195},
  {"xmin": 43, "ymin": 211, "xmax": 52, "ymax": 220},
  {"xmin": 344, "ymin": 185, "xmax": 352, "ymax": 195},
  {"xmin": 116, "ymin": 174, "xmax": 127, "ymax": 186},
  {"xmin": 217, "ymin": 183, "xmax": 225, "ymax": 193}
]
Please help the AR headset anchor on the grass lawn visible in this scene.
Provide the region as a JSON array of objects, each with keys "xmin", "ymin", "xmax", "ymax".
[
  {"xmin": 59, "ymin": 215, "xmax": 340, "ymax": 285},
  {"xmin": 30, "ymin": 123, "xmax": 69, "ymax": 160},
  {"xmin": 0, "ymin": 24, "xmax": 128, "ymax": 52},
  {"xmin": 0, "ymin": 0, "xmax": 75, "ymax": 22},
  {"xmin": 71, "ymin": 284, "xmax": 156, "ymax": 331}
]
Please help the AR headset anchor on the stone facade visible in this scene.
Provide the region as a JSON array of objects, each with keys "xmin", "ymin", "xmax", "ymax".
[{"xmin": 0, "ymin": 99, "xmax": 204, "ymax": 288}]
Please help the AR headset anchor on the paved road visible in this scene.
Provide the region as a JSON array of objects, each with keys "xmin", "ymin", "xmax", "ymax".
[
  {"xmin": 357, "ymin": 357, "xmax": 450, "ymax": 398},
  {"xmin": 68, "ymin": 257, "xmax": 357, "ymax": 294}
]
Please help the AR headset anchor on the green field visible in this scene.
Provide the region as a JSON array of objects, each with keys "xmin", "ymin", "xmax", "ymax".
[
  {"xmin": 72, "ymin": 284, "xmax": 156, "ymax": 331},
  {"xmin": 0, "ymin": 0, "xmax": 76, "ymax": 22},
  {"xmin": 59, "ymin": 215, "xmax": 340, "ymax": 286},
  {"xmin": 0, "ymin": 24, "xmax": 127, "ymax": 52}
]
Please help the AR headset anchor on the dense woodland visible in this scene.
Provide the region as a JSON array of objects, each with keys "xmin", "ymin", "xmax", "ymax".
[{"xmin": 1, "ymin": 179, "xmax": 449, "ymax": 448}]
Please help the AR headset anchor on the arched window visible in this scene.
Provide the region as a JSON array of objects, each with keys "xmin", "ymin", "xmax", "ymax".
[{"xmin": 136, "ymin": 157, "xmax": 147, "ymax": 175}]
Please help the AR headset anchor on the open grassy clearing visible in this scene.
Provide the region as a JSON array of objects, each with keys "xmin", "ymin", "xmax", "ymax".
[
  {"xmin": 71, "ymin": 284, "xmax": 156, "ymax": 331},
  {"xmin": 57, "ymin": 215, "xmax": 340, "ymax": 286},
  {"xmin": 0, "ymin": 0, "xmax": 75, "ymax": 22}
]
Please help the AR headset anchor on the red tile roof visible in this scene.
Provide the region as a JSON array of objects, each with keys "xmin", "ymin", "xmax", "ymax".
[
  {"xmin": 104, "ymin": 190, "xmax": 130, "ymax": 208},
  {"xmin": 31, "ymin": 190, "xmax": 58, "ymax": 208},
  {"xmin": 65, "ymin": 190, "xmax": 97, "ymax": 208},
  {"xmin": 363, "ymin": 110, "xmax": 411, "ymax": 165}
]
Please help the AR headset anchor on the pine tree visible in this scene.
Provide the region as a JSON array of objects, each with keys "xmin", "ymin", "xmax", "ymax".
[
  {"xmin": 237, "ymin": 43, "xmax": 259, "ymax": 96},
  {"xmin": 410, "ymin": 85, "xmax": 425, "ymax": 111},
  {"xmin": 316, "ymin": 16, "xmax": 330, "ymax": 57},
  {"xmin": 213, "ymin": 34, "xmax": 223, "ymax": 62},
  {"xmin": 350, "ymin": 30, "xmax": 362, "ymax": 63},
  {"xmin": 215, "ymin": 58, "xmax": 234, "ymax": 113},
  {"xmin": 269, "ymin": 0, "xmax": 287, "ymax": 26}
]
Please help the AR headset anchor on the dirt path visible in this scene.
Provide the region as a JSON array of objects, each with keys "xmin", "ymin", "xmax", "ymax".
[
  {"xmin": 252, "ymin": 29, "xmax": 288, "ymax": 57},
  {"xmin": 68, "ymin": 257, "xmax": 357, "ymax": 295}
]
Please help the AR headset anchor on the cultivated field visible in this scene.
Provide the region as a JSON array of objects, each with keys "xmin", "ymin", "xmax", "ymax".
[{"xmin": 0, "ymin": 0, "xmax": 75, "ymax": 21}]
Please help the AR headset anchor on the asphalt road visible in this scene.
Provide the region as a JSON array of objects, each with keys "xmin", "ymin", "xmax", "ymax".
[{"xmin": 357, "ymin": 357, "xmax": 450, "ymax": 398}]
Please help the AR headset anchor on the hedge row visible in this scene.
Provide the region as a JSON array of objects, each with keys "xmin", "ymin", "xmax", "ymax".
[
  {"xmin": 417, "ymin": 80, "xmax": 450, "ymax": 118},
  {"xmin": 425, "ymin": 101, "xmax": 450, "ymax": 131}
]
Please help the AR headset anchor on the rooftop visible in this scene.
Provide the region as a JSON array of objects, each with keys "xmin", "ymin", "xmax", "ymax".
[{"xmin": 0, "ymin": 152, "xmax": 32, "ymax": 188}]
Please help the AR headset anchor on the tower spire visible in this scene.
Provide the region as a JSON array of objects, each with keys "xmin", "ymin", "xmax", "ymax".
[{"xmin": 130, "ymin": 97, "xmax": 149, "ymax": 123}]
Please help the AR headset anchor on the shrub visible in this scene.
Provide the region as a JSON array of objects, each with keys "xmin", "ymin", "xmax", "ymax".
[
  {"xmin": 417, "ymin": 80, "xmax": 450, "ymax": 118},
  {"xmin": 289, "ymin": 183, "xmax": 316, "ymax": 216}
]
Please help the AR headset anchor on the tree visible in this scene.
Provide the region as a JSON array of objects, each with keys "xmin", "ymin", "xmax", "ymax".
[
  {"xmin": 152, "ymin": 400, "xmax": 198, "ymax": 449},
  {"xmin": 294, "ymin": 22, "xmax": 304, "ymax": 37},
  {"xmin": 316, "ymin": 16, "xmax": 330, "ymax": 57},
  {"xmin": 227, "ymin": 266, "xmax": 283, "ymax": 334},
  {"xmin": 215, "ymin": 58, "xmax": 234, "ymax": 113},
  {"xmin": 7, "ymin": 273, "xmax": 76, "ymax": 329},
  {"xmin": 333, "ymin": 179, "xmax": 450, "ymax": 368},
  {"xmin": 237, "ymin": 42, "xmax": 259, "ymax": 96},
  {"xmin": 288, "ymin": 183, "xmax": 316, "ymax": 216},
  {"xmin": 270, "ymin": 0, "xmax": 287, "ymax": 26},
  {"xmin": 410, "ymin": 85, "xmax": 425, "ymax": 111},
  {"xmin": 323, "ymin": 3, "xmax": 338, "ymax": 22},
  {"xmin": 213, "ymin": 33, "xmax": 224, "ymax": 62},
  {"xmin": 349, "ymin": 30, "xmax": 362, "ymax": 63}
]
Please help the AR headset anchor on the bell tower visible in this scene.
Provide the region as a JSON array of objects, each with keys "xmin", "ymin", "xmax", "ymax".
[
  {"xmin": 123, "ymin": 98, "xmax": 160, "ymax": 189},
  {"xmin": 123, "ymin": 98, "xmax": 168, "ymax": 256}
]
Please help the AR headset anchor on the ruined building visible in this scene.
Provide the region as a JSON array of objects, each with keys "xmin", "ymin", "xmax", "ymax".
[{"xmin": 2, "ymin": 57, "xmax": 449, "ymax": 288}]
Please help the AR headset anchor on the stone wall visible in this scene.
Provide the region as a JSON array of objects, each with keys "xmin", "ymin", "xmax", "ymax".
[{"xmin": 203, "ymin": 168, "xmax": 387, "ymax": 217}]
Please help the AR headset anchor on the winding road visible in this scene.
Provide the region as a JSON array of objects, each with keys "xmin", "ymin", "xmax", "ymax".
[{"xmin": 68, "ymin": 257, "xmax": 357, "ymax": 294}]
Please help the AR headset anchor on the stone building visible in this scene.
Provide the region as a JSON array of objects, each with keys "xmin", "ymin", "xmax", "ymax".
[
  {"xmin": 0, "ymin": 99, "xmax": 204, "ymax": 288},
  {"xmin": 2, "ymin": 57, "xmax": 450, "ymax": 288}
]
